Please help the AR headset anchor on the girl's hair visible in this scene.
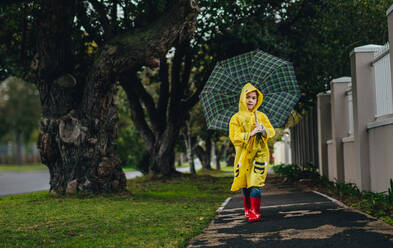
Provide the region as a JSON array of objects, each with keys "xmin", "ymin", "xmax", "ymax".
[{"xmin": 246, "ymin": 90, "xmax": 258, "ymax": 98}]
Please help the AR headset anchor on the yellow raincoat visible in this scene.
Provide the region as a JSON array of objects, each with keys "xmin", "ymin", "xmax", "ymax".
[{"xmin": 229, "ymin": 83, "xmax": 275, "ymax": 191}]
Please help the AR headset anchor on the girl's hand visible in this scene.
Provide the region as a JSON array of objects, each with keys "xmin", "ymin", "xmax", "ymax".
[
  {"xmin": 250, "ymin": 123, "xmax": 266, "ymax": 136},
  {"xmin": 250, "ymin": 123, "xmax": 263, "ymax": 136}
]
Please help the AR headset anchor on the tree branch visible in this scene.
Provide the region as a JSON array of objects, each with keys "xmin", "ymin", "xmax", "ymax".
[
  {"xmin": 158, "ymin": 56, "xmax": 169, "ymax": 130},
  {"xmin": 133, "ymin": 76, "xmax": 161, "ymax": 133},
  {"xmin": 120, "ymin": 71, "xmax": 155, "ymax": 151},
  {"xmin": 0, "ymin": 0, "xmax": 30, "ymax": 6},
  {"xmin": 168, "ymin": 43, "xmax": 186, "ymax": 123},
  {"xmin": 99, "ymin": 0, "xmax": 199, "ymax": 75},
  {"xmin": 81, "ymin": 0, "xmax": 199, "ymax": 124},
  {"xmin": 110, "ymin": 0, "xmax": 118, "ymax": 34},
  {"xmin": 88, "ymin": 0, "xmax": 112, "ymax": 39},
  {"xmin": 181, "ymin": 45, "xmax": 192, "ymax": 90},
  {"xmin": 183, "ymin": 62, "xmax": 215, "ymax": 111},
  {"xmin": 76, "ymin": 2, "xmax": 103, "ymax": 45}
]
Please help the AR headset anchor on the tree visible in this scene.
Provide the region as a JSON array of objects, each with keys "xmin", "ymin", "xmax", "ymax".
[
  {"xmin": 120, "ymin": 37, "xmax": 213, "ymax": 176},
  {"xmin": 0, "ymin": 76, "xmax": 41, "ymax": 164},
  {"xmin": 180, "ymin": 102, "xmax": 230, "ymax": 171},
  {"xmin": 278, "ymin": 0, "xmax": 392, "ymax": 112},
  {"xmin": 116, "ymin": 86, "xmax": 148, "ymax": 173},
  {"xmin": 1, "ymin": 0, "xmax": 199, "ymax": 193}
]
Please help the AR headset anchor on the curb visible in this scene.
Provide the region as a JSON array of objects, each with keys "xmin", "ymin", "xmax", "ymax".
[
  {"xmin": 311, "ymin": 190, "xmax": 347, "ymax": 208},
  {"xmin": 216, "ymin": 197, "xmax": 232, "ymax": 212},
  {"xmin": 311, "ymin": 189, "xmax": 393, "ymax": 228}
]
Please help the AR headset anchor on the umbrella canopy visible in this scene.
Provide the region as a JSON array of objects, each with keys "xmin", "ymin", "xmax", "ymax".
[{"xmin": 200, "ymin": 49, "xmax": 300, "ymax": 131}]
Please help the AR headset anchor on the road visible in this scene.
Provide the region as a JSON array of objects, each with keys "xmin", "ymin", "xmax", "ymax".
[{"xmin": 0, "ymin": 160, "xmax": 201, "ymax": 197}]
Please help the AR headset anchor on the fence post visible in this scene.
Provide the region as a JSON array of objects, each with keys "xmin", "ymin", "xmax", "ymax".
[
  {"xmin": 387, "ymin": 5, "xmax": 393, "ymax": 104},
  {"xmin": 317, "ymin": 92, "xmax": 331, "ymax": 178},
  {"xmin": 330, "ymin": 77, "xmax": 351, "ymax": 183},
  {"xmin": 350, "ymin": 45, "xmax": 381, "ymax": 191}
]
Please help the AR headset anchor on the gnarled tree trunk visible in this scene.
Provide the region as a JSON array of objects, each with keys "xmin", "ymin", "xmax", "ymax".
[{"xmin": 32, "ymin": 0, "xmax": 199, "ymax": 193}]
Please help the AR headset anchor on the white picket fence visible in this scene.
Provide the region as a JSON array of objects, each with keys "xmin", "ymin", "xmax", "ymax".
[{"xmin": 373, "ymin": 43, "xmax": 393, "ymax": 117}]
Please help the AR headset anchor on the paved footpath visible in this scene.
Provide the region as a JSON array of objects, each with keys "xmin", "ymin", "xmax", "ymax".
[{"xmin": 187, "ymin": 176, "xmax": 393, "ymax": 248}]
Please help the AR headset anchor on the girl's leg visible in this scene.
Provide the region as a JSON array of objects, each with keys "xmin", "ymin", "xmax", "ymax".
[
  {"xmin": 241, "ymin": 188, "xmax": 251, "ymax": 218},
  {"xmin": 249, "ymin": 187, "xmax": 262, "ymax": 221},
  {"xmin": 250, "ymin": 187, "xmax": 262, "ymax": 198}
]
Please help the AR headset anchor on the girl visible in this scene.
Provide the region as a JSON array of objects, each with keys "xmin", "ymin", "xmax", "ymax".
[{"xmin": 229, "ymin": 83, "xmax": 275, "ymax": 222}]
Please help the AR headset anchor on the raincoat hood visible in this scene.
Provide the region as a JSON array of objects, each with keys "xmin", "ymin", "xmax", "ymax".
[{"xmin": 239, "ymin": 83, "xmax": 263, "ymax": 113}]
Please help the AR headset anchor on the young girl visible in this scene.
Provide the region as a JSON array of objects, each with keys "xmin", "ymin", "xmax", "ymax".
[{"xmin": 229, "ymin": 83, "xmax": 275, "ymax": 222}]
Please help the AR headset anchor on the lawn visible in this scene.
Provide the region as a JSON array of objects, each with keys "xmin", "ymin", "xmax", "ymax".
[
  {"xmin": 0, "ymin": 174, "xmax": 234, "ymax": 248},
  {"xmin": 0, "ymin": 163, "xmax": 48, "ymax": 172}
]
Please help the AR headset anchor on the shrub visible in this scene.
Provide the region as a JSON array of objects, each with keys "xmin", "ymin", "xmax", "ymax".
[{"xmin": 271, "ymin": 164, "xmax": 301, "ymax": 181}]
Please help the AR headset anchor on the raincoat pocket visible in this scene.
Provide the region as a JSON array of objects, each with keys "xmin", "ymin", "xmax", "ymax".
[{"xmin": 247, "ymin": 161, "xmax": 268, "ymax": 187}]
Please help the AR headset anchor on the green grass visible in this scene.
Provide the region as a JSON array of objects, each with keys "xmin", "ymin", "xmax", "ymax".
[
  {"xmin": 121, "ymin": 167, "xmax": 138, "ymax": 172},
  {"xmin": 176, "ymin": 162, "xmax": 191, "ymax": 168},
  {"xmin": 0, "ymin": 163, "xmax": 48, "ymax": 172},
  {"xmin": 0, "ymin": 174, "xmax": 234, "ymax": 247}
]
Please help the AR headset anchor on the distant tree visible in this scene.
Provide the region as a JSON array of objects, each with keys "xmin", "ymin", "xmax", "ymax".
[
  {"xmin": 0, "ymin": 76, "xmax": 41, "ymax": 164},
  {"xmin": 116, "ymin": 87, "xmax": 147, "ymax": 173},
  {"xmin": 279, "ymin": 0, "xmax": 392, "ymax": 112}
]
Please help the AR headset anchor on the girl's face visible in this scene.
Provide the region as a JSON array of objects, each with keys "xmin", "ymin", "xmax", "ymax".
[{"xmin": 246, "ymin": 91, "xmax": 258, "ymax": 110}]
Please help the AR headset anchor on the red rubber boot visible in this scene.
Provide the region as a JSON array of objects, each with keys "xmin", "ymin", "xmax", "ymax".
[
  {"xmin": 248, "ymin": 197, "xmax": 261, "ymax": 222},
  {"xmin": 243, "ymin": 196, "xmax": 251, "ymax": 219}
]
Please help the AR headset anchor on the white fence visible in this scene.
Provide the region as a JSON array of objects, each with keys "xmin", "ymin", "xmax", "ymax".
[
  {"xmin": 373, "ymin": 43, "xmax": 393, "ymax": 117},
  {"xmin": 0, "ymin": 143, "xmax": 40, "ymax": 164}
]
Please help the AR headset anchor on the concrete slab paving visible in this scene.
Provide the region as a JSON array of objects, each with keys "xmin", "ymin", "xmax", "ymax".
[{"xmin": 187, "ymin": 178, "xmax": 393, "ymax": 248}]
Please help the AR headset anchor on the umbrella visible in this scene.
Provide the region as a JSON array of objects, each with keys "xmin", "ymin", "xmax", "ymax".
[{"xmin": 200, "ymin": 49, "xmax": 300, "ymax": 131}]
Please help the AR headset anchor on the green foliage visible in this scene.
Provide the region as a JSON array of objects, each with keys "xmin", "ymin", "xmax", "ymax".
[
  {"xmin": 388, "ymin": 179, "xmax": 393, "ymax": 205},
  {"xmin": 283, "ymin": 0, "xmax": 391, "ymax": 112},
  {"xmin": 271, "ymin": 163, "xmax": 301, "ymax": 180},
  {"xmin": 333, "ymin": 182, "xmax": 361, "ymax": 199},
  {"xmin": 271, "ymin": 163, "xmax": 320, "ymax": 180},
  {"xmin": 0, "ymin": 76, "xmax": 41, "ymax": 143},
  {"xmin": 1, "ymin": 0, "xmax": 391, "ymax": 115},
  {"xmin": 116, "ymin": 87, "xmax": 147, "ymax": 172},
  {"xmin": 0, "ymin": 163, "xmax": 47, "ymax": 172},
  {"xmin": 315, "ymin": 177, "xmax": 393, "ymax": 225},
  {"xmin": 0, "ymin": 2, "xmax": 40, "ymax": 79},
  {"xmin": 116, "ymin": 127, "xmax": 146, "ymax": 169},
  {"xmin": 195, "ymin": 0, "xmax": 392, "ymax": 115}
]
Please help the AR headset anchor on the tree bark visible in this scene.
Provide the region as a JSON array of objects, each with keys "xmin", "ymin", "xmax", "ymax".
[
  {"xmin": 13, "ymin": 130, "xmax": 23, "ymax": 165},
  {"xmin": 215, "ymin": 143, "xmax": 221, "ymax": 171},
  {"xmin": 214, "ymin": 140, "xmax": 229, "ymax": 171},
  {"xmin": 194, "ymin": 135, "xmax": 212, "ymax": 170},
  {"xmin": 183, "ymin": 120, "xmax": 196, "ymax": 174},
  {"xmin": 31, "ymin": 0, "xmax": 199, "ymax": 193}
]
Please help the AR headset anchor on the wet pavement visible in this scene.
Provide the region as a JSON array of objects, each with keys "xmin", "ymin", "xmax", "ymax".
[{"xmin": 187, "ymin": 177, "xmax": 393, "ymax": 248}]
